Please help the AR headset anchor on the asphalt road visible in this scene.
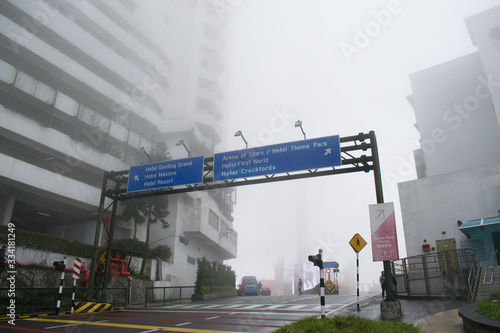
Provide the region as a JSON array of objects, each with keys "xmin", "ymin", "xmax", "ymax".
[{"xmin": 1, "ymin": 293, "xmax": 379, "ymax": 333}]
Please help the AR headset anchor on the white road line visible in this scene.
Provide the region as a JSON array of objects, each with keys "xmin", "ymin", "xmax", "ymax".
[
  {"xmin": 220, "ymin": 304, "xmax": 246, "ymax": 308},
  {"xmin": 239, "ymin": 304, "xmax": 262, "ymax": 309},
  {"xmin": 202, "ymin": 304, "xmax": 225, "ymax": 308},
  {"xmin": 175, "ymin": 322, "xmax": 192, "ymax": 327},
  {"xmin": 176, "ymin": 304, "xmax": 205, "ymax": 308},
  {"xmin": 265, "ymin": 304, "xmax": 286, "ymax": 309},
  {"xmin": 139, "ymin": 329, "xmax": 160, "ymax": 333},
  {"xmin": 45, "ymin": 320, "xmax": 109, "ymax": 329},
  {"xmin": 206, "ymin": 316, "xmax": 220, "ymax": 320},
  {"xmin": 288, "ymin": 305, "xmax": 307, "ymax": 309}
]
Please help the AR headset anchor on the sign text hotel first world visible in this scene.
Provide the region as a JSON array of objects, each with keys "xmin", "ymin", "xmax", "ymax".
[{"xmin": 213, "ymin": 135, "xmax": 341, "ymax": 181}]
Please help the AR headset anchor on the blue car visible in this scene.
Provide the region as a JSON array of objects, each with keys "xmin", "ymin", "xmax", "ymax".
[{"xmin": 238, "ymin": 276, "xmax": 260, "ymax": 296}]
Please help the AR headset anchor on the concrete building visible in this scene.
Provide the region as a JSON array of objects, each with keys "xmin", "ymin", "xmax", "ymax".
[
  {"xmin": 399, "ymin": 6, "xmax": 500, "ymax": 264},
  {"xmin": 0, "ymin": 0, "xmax": 236, "ymax": 285}
]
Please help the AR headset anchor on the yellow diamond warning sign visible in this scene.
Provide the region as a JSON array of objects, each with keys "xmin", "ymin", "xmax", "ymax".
[{"xmin": 349, "ymin": 233, "xmax": 367, "ymax": 253}]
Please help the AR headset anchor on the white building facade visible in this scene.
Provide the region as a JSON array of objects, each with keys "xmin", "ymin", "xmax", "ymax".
[
  {"xmin": 0, "ymin": 0, "xmax": 236, "ymax": 285},
  {"xmin": 399, "ymin": 6, "xmax": 500, "ymax": 259}
]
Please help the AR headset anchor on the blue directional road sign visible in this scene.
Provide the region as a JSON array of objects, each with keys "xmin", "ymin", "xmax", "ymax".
[
  {"xmin": 323, "ymin": 261, "xmax": 339, "ymax": 269},
  {"xmin": 127, "ymin": 156, "xmax": 204, "ymax": 193},
  {"xmin": 214, "ymin": 135, "xmax": 341, "ymax": 181}
]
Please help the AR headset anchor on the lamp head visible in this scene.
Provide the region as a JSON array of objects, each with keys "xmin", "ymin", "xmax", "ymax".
[
  {"xmin": 294, "ymin": 120, "xmax": 302, "ymax": 127},
  {"xmin": 234, "ymin": 130, "xmax": 242, "ymax": 137}
]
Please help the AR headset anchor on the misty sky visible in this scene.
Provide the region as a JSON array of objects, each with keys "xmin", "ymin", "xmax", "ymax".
[{"xmin": 219, "ymin": 0, "xmax": 500, "ymax": 286}]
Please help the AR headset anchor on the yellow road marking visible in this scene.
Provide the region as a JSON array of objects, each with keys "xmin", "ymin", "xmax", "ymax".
[
  {"xmin": 326, "ymin": 294, "xmax": 379, "ymax": 316},
  {"xmin": 25, "ymin": 318, "xmax": 235, "ymax": 333}
]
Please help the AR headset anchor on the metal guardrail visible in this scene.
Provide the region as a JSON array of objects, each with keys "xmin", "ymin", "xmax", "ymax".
[
  {"xmin": 483, "ymin": 249, "xmax": 497, "ymax": 285},
  {"xmin": 145, "ymin": 286, "xmax": 195, "ymax": 307},
  {"xmin": 0, "ymin": 287, "xmax": 127, "ymax": 316},
  {"xmin": 391, "ymin": 249, "xmax": 474, "ymax": 299},
  {"xmin": 467, "ymin": 250, "xmax": 480, "ymax": 300}
]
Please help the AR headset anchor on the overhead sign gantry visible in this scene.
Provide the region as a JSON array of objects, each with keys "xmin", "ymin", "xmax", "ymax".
[{"xmin": 88, "ymin": 131, "xmax": 387, "ymax": 298}]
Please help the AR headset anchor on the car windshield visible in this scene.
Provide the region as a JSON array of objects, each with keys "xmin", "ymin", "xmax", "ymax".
[{"xmin": 242, "ymin": 277, "xmax": 257, "ymax": 285}]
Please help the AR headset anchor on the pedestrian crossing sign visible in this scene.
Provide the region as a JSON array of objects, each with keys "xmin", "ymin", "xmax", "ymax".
[{"xmin": 349, "ymin": 233, "xmax": 367, "ymax": 253}]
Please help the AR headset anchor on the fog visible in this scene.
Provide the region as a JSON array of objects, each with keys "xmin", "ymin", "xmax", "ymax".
[{"xmin": 218, "ymin": 0, "xmax": 499, "ymax": 287}]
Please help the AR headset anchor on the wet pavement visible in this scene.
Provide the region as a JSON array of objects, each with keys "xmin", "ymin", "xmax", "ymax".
[{"xmin": 336, "ymin": 295, "xmax": 469, "ymax": 332}]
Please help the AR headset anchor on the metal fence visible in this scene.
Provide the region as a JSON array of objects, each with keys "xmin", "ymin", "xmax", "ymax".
[
  {"xmin": 391, "ymin": 249, "xmax": 474, "ymax": 299},
  {"xmin": 145, "ymin": 286, "xmax": 195, "ymax": 307},
  {"xmin": 0, "ymin": 287, "xmax": 127, "ymax": 316}
]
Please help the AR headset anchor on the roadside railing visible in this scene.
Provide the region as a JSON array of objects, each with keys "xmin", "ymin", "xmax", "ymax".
[
  {"xmin": 0, "ymin": 287, "xmax": 127, "ymax": 316},
  {"xmin": 483, "ymin": 249, "xmax": 497, "ymax": 285},
  {"xmin": 391, "ymin": 249, "xmax": 474, "ymax": 299},
  {"xmin": 145, "ymin": 286, "xmax": 195, "ymax": 307}
]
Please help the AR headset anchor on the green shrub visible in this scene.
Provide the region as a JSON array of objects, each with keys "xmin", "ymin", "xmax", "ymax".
[
  {"xmin": 0, "ymin": 225, "xmax": 94, "ymax": 258},
  {"xmin": 475, "ymin": 292, "xmax": 500, "ymax": 322},
  {"xmin": 274, "ymin": 315, "xmax": 423, "ymax": 333},
  {"xmin": 150, "ymin": 245, "xmax": 172, "ymax": 261},
  {"xmin": 111, "ymin": 239, "xmax": 171, "ymax": 262},
  {"xmin": 194, "ymin": 257, "xmax": 236, "ymax": 294}
]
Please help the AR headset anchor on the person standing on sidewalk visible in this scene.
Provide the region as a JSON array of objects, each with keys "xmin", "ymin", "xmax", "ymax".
[
  {"xmin": 379, "ymin": 271, "xmax": 386, "ymax": 298},
  {"xmin": 298, "ymin": 278, "xmax": 303, "ymax": 295}
]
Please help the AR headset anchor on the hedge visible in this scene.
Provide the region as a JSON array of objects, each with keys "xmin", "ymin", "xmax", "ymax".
[{"xmin": 195, "ymin": 257, "xmax": 236, "ymax": 294}]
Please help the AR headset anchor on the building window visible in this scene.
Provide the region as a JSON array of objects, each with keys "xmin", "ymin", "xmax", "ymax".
[
  {"xmin": 208, "ymin": 209, "xmax": 219, "ymax": 231},
  {"xmin": 221, "ymin": 222, "xmax": 229, "ymax": 236},
  {"xmin": 187, "ymin": 256, "xmax": 196, "ymax": 265}
]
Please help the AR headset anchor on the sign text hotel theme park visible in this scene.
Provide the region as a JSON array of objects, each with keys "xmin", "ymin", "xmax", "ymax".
[{"xmin": 214, "ymin": 135, "xmax": 341, "ymax": 181}]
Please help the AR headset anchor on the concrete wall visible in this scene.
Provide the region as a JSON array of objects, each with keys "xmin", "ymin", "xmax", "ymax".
[
  {"xmin": 399, "ymin": 163, "xmax": 500, "ymax": 257},
  {"xmin": 466, "ymin": 5, "xmax": 500, "ymax": 130},
  {"xmin": 408, "ymin": 53, "xmax": 500, "ymax": 179}
]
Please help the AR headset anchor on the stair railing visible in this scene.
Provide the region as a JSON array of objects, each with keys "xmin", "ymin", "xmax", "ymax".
[
  {"xmin": 466, "ymin": 249, "xmax": 480, "ymax": 300},
  {"xmin": 483, "ymin": 248, "xmax": 498, "ymax": 285}
]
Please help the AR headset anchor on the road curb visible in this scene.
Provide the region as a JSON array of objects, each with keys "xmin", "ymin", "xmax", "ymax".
[{"xmin": 0, "ymin": 303, "xmax": 123, "ymax": 321}]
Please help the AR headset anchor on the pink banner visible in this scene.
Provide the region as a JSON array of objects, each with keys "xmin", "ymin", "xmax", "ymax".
[{"xmin": 369, "ymin": 203, "xmax": 399, "ymax": 261}]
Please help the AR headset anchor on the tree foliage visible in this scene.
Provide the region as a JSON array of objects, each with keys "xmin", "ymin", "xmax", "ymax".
[{"xmin": 119, "ymin": 141, "xmax": 172, "ymax": 275}]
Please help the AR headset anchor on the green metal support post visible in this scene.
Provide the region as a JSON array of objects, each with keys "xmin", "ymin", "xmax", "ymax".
[
  {"xmin": 87, "ymin": 171, "xmax": 109, "ymax": 300},
  {"xmin": 102, "ymin": 184, "xmax": 120, "ymax": 300},
  {"xmin": 369, "ymin": 131, "xmax": 394, "ymax": 301}
]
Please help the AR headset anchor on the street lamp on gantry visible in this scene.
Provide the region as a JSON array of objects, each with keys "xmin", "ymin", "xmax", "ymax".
[
  {"xmin": 137, "ymin": 146, "xmax": 151, "ymax": 163},
  {"xmin": 234, "ymin": 130, "xmax": 248, "ymax": 149},
  {"xmin": 176, "ymin": 140, "xmax": 191, "ymax": 157},
  {"xmin": 295, "ymin": 120, "xmax": 306, "ymax": 140}
]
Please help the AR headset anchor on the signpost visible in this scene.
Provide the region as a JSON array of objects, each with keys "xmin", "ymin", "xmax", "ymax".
[
  {"xmin": 127, "ymin": 156, "xmax": 204, "ymax": 192},
  {"xmin": 349, "ymin": 233, "xmax": 367, "ymax": 311},
  {"xmin": 213, "ymin": 135, "xmax": 341, "ymax": 181},
  {"xmin": 71, "ymin": 258, "xmax": 81, "ymax": 314}
]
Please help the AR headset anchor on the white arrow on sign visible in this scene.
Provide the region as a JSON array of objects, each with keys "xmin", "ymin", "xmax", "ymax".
[
  {"xmin": 134, "ymin": 175, "xmax": 140, "ymax": 181},
  {"xmin": 324, "ymin": 148, "xmax": 331, "ymax": 156}
]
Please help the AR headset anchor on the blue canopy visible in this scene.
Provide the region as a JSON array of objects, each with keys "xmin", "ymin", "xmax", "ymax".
[{"xmin": 459, "ymin": 216, "xmax": 500, "ymax": 236}]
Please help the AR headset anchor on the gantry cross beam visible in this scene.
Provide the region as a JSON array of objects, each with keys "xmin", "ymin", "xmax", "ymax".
[{"xmin": 88, "ymin": 131, "xmax": 389, "ymax": 299}]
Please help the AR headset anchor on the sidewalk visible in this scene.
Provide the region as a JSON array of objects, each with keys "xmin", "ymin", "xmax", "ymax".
[{"xmin": 336, "ymin": 296, "xmax": 469, "ymax": 332}]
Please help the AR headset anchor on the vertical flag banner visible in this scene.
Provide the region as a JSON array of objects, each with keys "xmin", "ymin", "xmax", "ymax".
[{"xmin": 369, "ymin": 202, "xmax": 399, "ymax": 261}]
